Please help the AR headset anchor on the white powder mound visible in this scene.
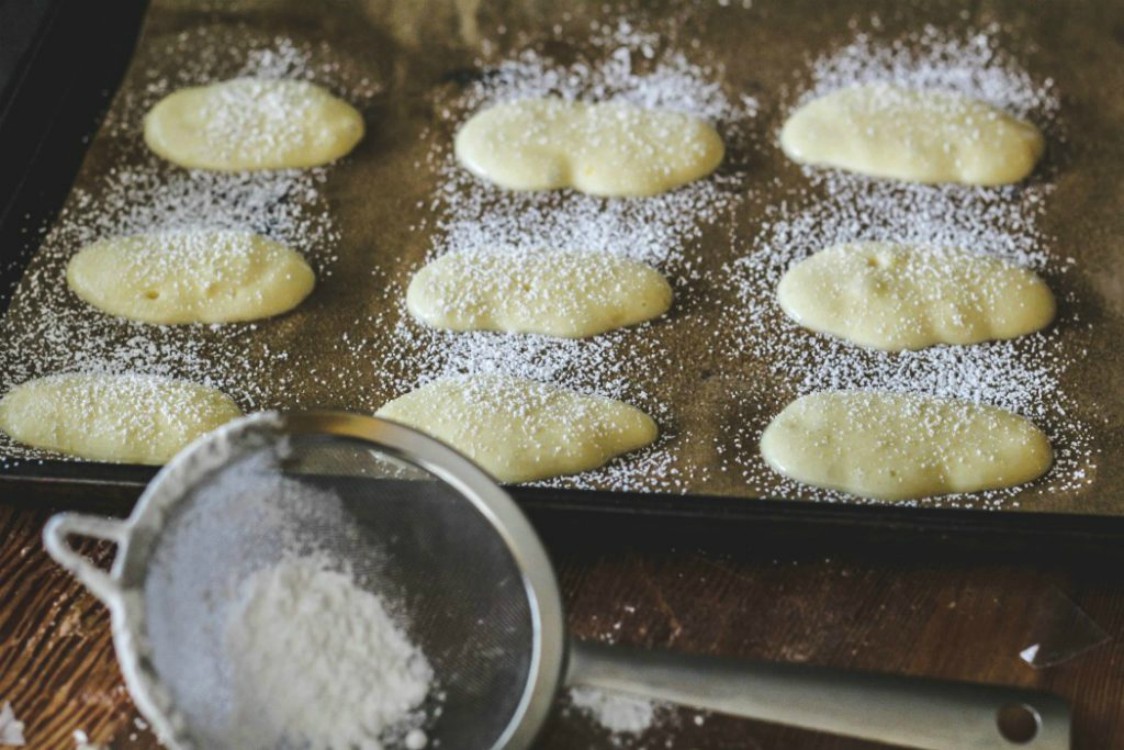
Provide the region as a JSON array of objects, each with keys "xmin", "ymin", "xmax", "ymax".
[
  {"xmin": 569, "ymin": 687, "xmax": 660, "ymax": 737},
  {"xmin": 721, "ymin": 26, "xmax": 1092, "ymax": 508},
  {"xmin": 138, "ymin": 444, "xmax": 439, "ymax": 749},
  {"xmin": 224, "ymin": 555, "xmax": 434, "ymax": 750},
  {"xmin": 71, "ymin": 730, "xmax": 106, "ymax": 750},
  {"xmin": 0, "ymin": 701, "xmax": 25, "ymax": 746}
]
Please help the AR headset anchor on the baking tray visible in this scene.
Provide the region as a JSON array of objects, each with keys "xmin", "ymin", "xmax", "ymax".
[{"xmin": 3, "ymin": 0, "xmax": 1124, "ymax": 543}]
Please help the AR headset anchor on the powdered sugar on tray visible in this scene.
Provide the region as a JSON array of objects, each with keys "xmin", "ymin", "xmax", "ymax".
[
  {"xmin": 722, "ymin": 26, "xmax": 1093, "ymax": 508},
  {"xmin": 370, "ymin": 21, "xmax": 758, "ymax": 492},
  {"xmin": 795, "ymin": 26, "xmax": 1059, "ymax": 122},
  {"xmin": 0, "ymin": 33, "xmax": 375, "ymax": 466},
  {"xmin": 0, "ymin": 16, "xmax": 1096, "ymax": 506}
]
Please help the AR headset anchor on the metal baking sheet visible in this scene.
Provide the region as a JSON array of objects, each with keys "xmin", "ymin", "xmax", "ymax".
[{"xmin": 2, "ymin": 0, "xmax": 1124, "ymax": 530}]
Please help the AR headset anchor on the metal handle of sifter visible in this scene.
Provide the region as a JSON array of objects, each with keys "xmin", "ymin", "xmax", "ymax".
[
  {"xmin": 43, "ymin": 513, "xmax": 128, "ymax": 604},
  {"xmin": 567, "ymin": 640, "xmax": 1071, "ymax": 750}
]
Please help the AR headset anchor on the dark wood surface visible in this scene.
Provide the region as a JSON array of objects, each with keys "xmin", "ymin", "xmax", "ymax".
[{"xmin": 3, "ymin": 497, "xmax": 1123, "ymax": 749}]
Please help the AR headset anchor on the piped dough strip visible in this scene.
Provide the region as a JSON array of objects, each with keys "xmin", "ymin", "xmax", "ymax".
[
  {"xmin": 0, "ymin": 373, "xmax": 242, "ymax": 465},
  {"xmin": 780, "ymin": 83, "xmax": 1044, "ymax": 186},
  {"xmin": 760, "ymin": 390, "xmax": 1052, "ymax": 501},
  {"xmin": 406, "ymin": 249, "xmax": 673, "ymax": 338},
  {"xmin": 455, "ymin": 98, "xmax": 724, "ymax": 197},
  {"xmin": 777, "ymin": 242, "xmax": 1055, "ymax": 351},
  {"xmin": 376, "ymin": 375, "xmax": 658, "ymax": 483},
  {"xmin": 144, "ymin": 77, "xmax": 364, "ymax": 171}
]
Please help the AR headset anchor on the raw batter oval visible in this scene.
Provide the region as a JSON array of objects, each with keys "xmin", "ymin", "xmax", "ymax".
[
  {"xmin": 406, "ymin": 249, "xmax": 673, "ymax": 338},
  {"xmin": 777, "ymin": 242, "xmax": 1055, "ymax": 351},
  {"xmin": 376, "ymin": 374, "xmax": 657, "ymax": 483},
  {"xmin": 144, "ymin": 77, "xmax": 364, "ymax": 171},
  {"xmin": 780, "ymin": 84, "xmax": 1044, "ymax": 186},
  {"xmin": 0, "ymin": 373, "xmax": 242, "ymax": 465},
  {"xmin": 67, "ymin": 230, "xmax": 315, "ymax": 325},
  {"xmin": 455, "ymin": 98, "xmax": 724, "ymax": 197},
  {"xmin": 760, "ymin": 390, "xmax": 1052, "ymax": 500}
]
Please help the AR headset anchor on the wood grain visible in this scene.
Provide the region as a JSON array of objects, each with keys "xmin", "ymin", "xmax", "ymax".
[{"xmin": 2, "ymin": 500, "xmax": 1123, "ymax": 749}]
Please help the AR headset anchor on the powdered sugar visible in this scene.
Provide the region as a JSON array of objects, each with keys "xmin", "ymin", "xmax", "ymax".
[
  {"xmin": 0, "ymin": 701, "xmax": 25, "ymax": 746},
  {"xmin": 569, "ymin": 687, "xmax": 662, "ymax": 737},
  {"xmin": 722, "ymin": 25, "xmax": 1092, "ymax": 507},
  {"xmin": 0, "ymin": 33, "xmax": 364, "ymax": 465},
  {"xmin": 191, "ymin": 80, "xmax": 321, "ymax": 162},
  {"xmin": 368, "ymin": 22, "xmax": 759, "ymax": 491},
  {"xmin": 71, "ymin": 730, "xmax": 105, "ymax": 750},
  {"xmin": 0, "ymin": 13, "xmax": 1097, "ymax": 506},
  {"xmin": 795, "ymin": 26, "xmax": 1058, "ymax": 122},
  {"xmin": 224, "ymin": 555, "xmax": 434, "ymax": 750},
  {"xmin": 138, "ymin": 444, "xmax": 438, "ymax": 749}
]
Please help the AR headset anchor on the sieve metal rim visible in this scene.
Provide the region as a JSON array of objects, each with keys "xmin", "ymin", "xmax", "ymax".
[{"xmin": 44, "ymin": 411, "xmax": 568, "ymax": 750}]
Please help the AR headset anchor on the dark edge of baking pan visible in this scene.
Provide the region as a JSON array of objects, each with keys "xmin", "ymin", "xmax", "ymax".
[
  {"xmin": 5, "ymin": 459, "xmax": 1124, "ymax": 557},
  {"xmin": 0, "ymin": 0, "xmax": 149, "ymax": 312},
  {"xmin": 4, "ymin": 0, "xmax": 1124, "ymax": 550}
]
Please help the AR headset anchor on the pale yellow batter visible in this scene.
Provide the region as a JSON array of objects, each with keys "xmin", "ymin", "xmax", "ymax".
[
  {"xmin": 780, "ymin": 84, "xmax": 1044, "ymax": 185},
  {"xmin": 67, "ymin": 230, "xmax": 315, "ymax": 325},
  {"xmin": 406, "ymin": 250, "xmax": 673, "ymax": 338},
  {"xmin": 777, "ymin": 242, "xmax": 1055, "ymax": 351},
  {"xmin": 454, "ymin": 98, "xmax": 725, "ymax": 197},
  {"xmin": 0, "ymin": 373, "xmax": 242, "ymax": 465},
  {"xmin": 144, "ymin": 78, "xmax": 364, "ymax": 171},
  {"xmin": 376, "ymin": 374, "xmax": 658, "ymax": 483},
  {"xmin": 760, "ymin": 390, "xmax": 1052, "ymax": 500}
]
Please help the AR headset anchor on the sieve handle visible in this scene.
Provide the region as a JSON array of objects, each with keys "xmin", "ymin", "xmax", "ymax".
[
  {"xmin": 567, "ymin": 640, "xmax": 1069, "ymax": 750},
  {"xmin": 43, "ymin": 513, "xmax": 128, "ymax": 604}
]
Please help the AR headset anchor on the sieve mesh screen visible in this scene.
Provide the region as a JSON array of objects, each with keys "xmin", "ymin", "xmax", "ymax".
[{"xmin": 142, "ymin": 434, "xmax": 535, "ymax": 749}]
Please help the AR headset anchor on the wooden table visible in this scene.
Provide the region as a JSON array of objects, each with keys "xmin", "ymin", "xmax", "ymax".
[{"xmin": 2, "ymin": 499, "xmax": 1122, "ymax": 749}]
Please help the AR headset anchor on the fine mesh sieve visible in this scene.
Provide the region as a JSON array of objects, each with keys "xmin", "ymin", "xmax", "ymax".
[{"xmin": 46, "ymin": 411, "xmax": 1071, "ymax": 750}]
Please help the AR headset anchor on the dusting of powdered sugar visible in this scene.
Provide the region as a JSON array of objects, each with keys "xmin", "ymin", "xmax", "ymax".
[
  {"xmin": 0, "ymin": 32, "xmax": 376, "ymax": 467},
  {"xmin": 72, "ymin": 730, "xmax": 106, "ymax": 750},
  {"xmin": 1, "ymin": 15, "xmax": 1096, "ymax": 507},
  {"xmin": 792, "ymin": 25, "xmax": 1059, "ymax": 122},
  {"xmin": 721, "ymin": 26, "xmax": 1093, "ymax": 508},
  {"xmin": 367, "ymin": 21, "xmax": 759, "ymax": 492},
  {"xmin": 108, "ymin": 31, "xmax": 382, "ymax": 140}
]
